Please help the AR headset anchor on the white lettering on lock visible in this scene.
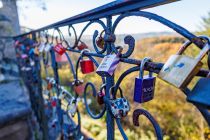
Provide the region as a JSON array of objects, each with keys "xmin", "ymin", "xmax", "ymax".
[{"xmin": 143, "ymin": 87, "xmax": 154, "ymax": 92}]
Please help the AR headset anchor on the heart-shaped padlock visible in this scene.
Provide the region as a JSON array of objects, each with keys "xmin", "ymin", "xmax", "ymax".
[
  {"xmin": 72, "ymin": 79, "xmax": 85, "ymax": 96},
  {"xmin": 53, "ymin": 43, "xmax": 66, "ymax": 55},
  {"xmin": 97, "ymin": 84, "xmax": 106, "ymax": 105},
  {"xmin": 96, "ymin": 30, "xmax": 105, "ymax": 49},
  {"xmin": 96, "ymin": 47, "xmax": 123, "ymax": 77},
  {"xmin": 109, "ymin": 86, "xmax": 130, "ymax": 118},
  {"xmin": 134, "ymin": 57, "xmax": 156, "ymax": 103},
  {"xmin": 80, "ymin": 49, "xmax": 94, "ymax": 74},
  {"xmin": 77, "ymin": 41, "xmax": 88, "ymax": 50}
]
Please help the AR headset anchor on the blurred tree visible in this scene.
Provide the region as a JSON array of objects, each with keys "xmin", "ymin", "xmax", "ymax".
[{"xmin": 200, "ymin": 12, "xmax": 210, "ymax": 35}]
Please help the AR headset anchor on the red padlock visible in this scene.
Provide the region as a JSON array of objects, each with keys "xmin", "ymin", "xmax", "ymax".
[
  {"xmin": 80, "ymin": 49, "xmax": 94, "ymax": 74},
  {"xmin": 53, "ymin": 43, "xmax": 66, "ymax": 55},
  {"xmin": 97, "ymin": 84, "xmax": 106, "ymax": 105},
  {"xmin": 96, "ymin": 30, "xmax": 105, "ymax": 49},
  {"xmin": 77, "ymin": 41, "xmax": 88, "ymax": 50},
  {"xmin": 72, "ymin": 79, "xmax": 85, "ymax": 96}
]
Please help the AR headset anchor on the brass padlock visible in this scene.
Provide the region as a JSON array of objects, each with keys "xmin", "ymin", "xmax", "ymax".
[{"xmin": 158, "ymin": 37, "xmax": 210, "ymax": 89}]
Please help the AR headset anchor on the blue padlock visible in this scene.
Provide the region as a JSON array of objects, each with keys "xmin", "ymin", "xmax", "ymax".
[
  {"xmin": 186, "ymin": 73, "xmax": 210, "ymax": 109},
  {"xmin": 134, "ymin": 57, "xmax": 156, "ymax": 103}
]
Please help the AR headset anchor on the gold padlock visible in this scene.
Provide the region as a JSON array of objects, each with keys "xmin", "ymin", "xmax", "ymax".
[{"xmin": 158, "ymin": 37, "xmax": 210, "ymax": 89}]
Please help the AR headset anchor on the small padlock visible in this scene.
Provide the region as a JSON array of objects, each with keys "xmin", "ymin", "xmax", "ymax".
[
  {"xmin": 96, "ymin": 30, "xmax": 105, "ymax": 49},
  {"xmin": 47, "ymin": 77, "xmax": 55, "ymax": 90},
  {"xmin": 38, "ymin": 42, "xmax": 45, "ymax": 53},
  {"xmin": 67, "ymin": 98, "xmax": 77, "ymax": 117},
  {"xmin": 96, "ymin": 47, "xmax": 123, "ymax": 77},
  {"xmin": 44, "ymin": 43, "xmax": 53, "ymax": 52},
  {"xmin": 109, "ymin": 86, "xmax": 130, "ymax": 118},
  {"xmin": 80, "ymin": 49, "xmax": 94, "ymax": 74},
  {"xmin": 97, "ymin": 84, "xmax": 106, "ymax": 105},
  {"xmin": 186, "ymin": 73, "xmax": 210, "ymax": 109},
  {"xmin": 58, "ymin": 86, "xmax": 66, "ymax": 100},
  {"xmin": 134, "ymin": 57, "xmax": 156, "ymax": 103},
  {"xmin": 53, "ymin": 43, "xmax": 66, "ymax": 55},
  {"xmin": 77, "ymin": 41, "xmax": 88, "ymax": 50},
  {"xmin": 72, "ymin": 79, "xmax": 84, "ymax": 96}
]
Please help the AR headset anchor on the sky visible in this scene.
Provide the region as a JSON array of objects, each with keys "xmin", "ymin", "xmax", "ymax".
[{"xmin": 15, "ymin": 0, "xmax": 210, "ymax": 35}]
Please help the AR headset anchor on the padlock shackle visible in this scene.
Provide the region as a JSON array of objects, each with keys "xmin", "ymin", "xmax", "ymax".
[
  {"xmin": 139, "ymin": 57, "xmax": 153, "ymax": 79},
  {"xmin": 177, "ymin": 36, "xmax": 210, "ymax": 60},
  {"xmin": 100, "ymin": 84, "xmax": 106, "ymax": 93},
  {"xmin": 99, "ymin": 30, "xmax": 105, "ymax": 38},
  {"xmin": 109, "ymin": 86, "xmax": 123, "ymax": 99},
  {"xmin": 195, "ymin": 36, "xmax": 210, "ymax": 60},
  {"xmin": 80, "ymin": 49, "xmax": 91, "ymax": 57},
  {"xmin": 176, "ymin": 40, "xmax": 192, "ymax": 55}
]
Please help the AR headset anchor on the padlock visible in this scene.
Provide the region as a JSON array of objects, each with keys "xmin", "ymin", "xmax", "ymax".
[
  {"xmin": 97, "ymin": 84, "xmax": 106, "ymax": 105},
  {"xmin": 96, "ymin": 47, "xmax": 123, "ymax": 77},
  {"xmin": 53, "ymin": 43, "xmax": 66, "ymax": 55},
  {"xmin": 96, "ymin": 30, "xmax": 105, "ymax": 49},
  {"xmin": 67, "ymin": 98, "xmax": 77, "ymax": 117},
  {"xmin": 80, "ymin": 49, "xmax": 94, "ymax": 74},
  {"xmin": 186, "ymin": 73, "xmax": 210, "ymax": 109},
  {"xmin": 58, "ymin": 86, "xmax": 66, "ymax": 100},
  {"xmin": 134, "ymin": 57, "xmax": 156, "ymax": 103},
  {"xmin": 77, "ymin": 41, "xmax": 88, "ymax": 50},
  {"xmin": 47, "ymin": 77, "xmax": 55, "ymax": 90},
  {"xmin": 44, "ymin": 43, "xmax": 53, "ymax": 52},
  {"xmin": 158, "ymin": 37, "xmax": 210, "ymax": 89},
  {"xmin": 72, "ymin": 79, "xmax": 84, "ymax": 96},
  {"xmin": 109, "ymin": 86, "xmax": 130, "ymax": 118},
  {"xmin": 38, "ymin": 42, "xmax": 45, "ymax": 53}
]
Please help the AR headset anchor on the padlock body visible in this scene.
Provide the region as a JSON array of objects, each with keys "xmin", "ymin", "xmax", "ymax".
[
  {"xmin": 187, "ymin": 78, "xmax": 210, "ymax": 109},
  {"xmin": 53, "ymin": 43, "xmax": 66, "ymax": 55},
  {"xmin": 134, "ymin": 76, "xmax": 156, "ymax": 103},
  {"xmin": 80, "ymin": 59, "xmax": 94, "ymax": 74},
  {"xmin": 74, "ymin": 84, "xmax": 85, "ymax": 96},
  {"xmin": 110, "ymin": 98, "xmax": 130, "ymax": 118},
  {"xmin": 39, "ymin": 42, "xmax": 45, "ymax": 53},
  {"xmin": 97, "ymin": 91, "xmax": 105, "ymax": 105},
  {"xmin": 44, "ymin": 43, "xmax": 52, "ymax": 52},
  {"xmin": 77, "ymin": 43, "xmax": 88, "ymax": 50},
  {"xmin": 96, "ymin": 54, "xmax": 120, "ymax": 77},
  {"xmin": 158, "ymin": 55, "xmax": 203, "ymax": 88},
  {"xmin": 96, "ymin": 37, "xmax": 104, "ymax": 49}
]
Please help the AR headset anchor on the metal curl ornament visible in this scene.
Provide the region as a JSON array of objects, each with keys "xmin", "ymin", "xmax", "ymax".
[
  {"xmin": 83, "ymin": 82, "xmax": 106, "ymax": 119},
  {"xmin": 133, "ymin": 109, "xmax": 163, "ymax": 140}
]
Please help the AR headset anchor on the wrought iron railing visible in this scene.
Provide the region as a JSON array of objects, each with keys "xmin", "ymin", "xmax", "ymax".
[{"xmin": 13, "ymin": 0, "xmax": 210, "ymax": 140}]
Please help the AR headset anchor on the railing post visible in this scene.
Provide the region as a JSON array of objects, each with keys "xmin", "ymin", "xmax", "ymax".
[{"xmin": 106, "ymin": 16, "xmax": 115, "ymax": 140}]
